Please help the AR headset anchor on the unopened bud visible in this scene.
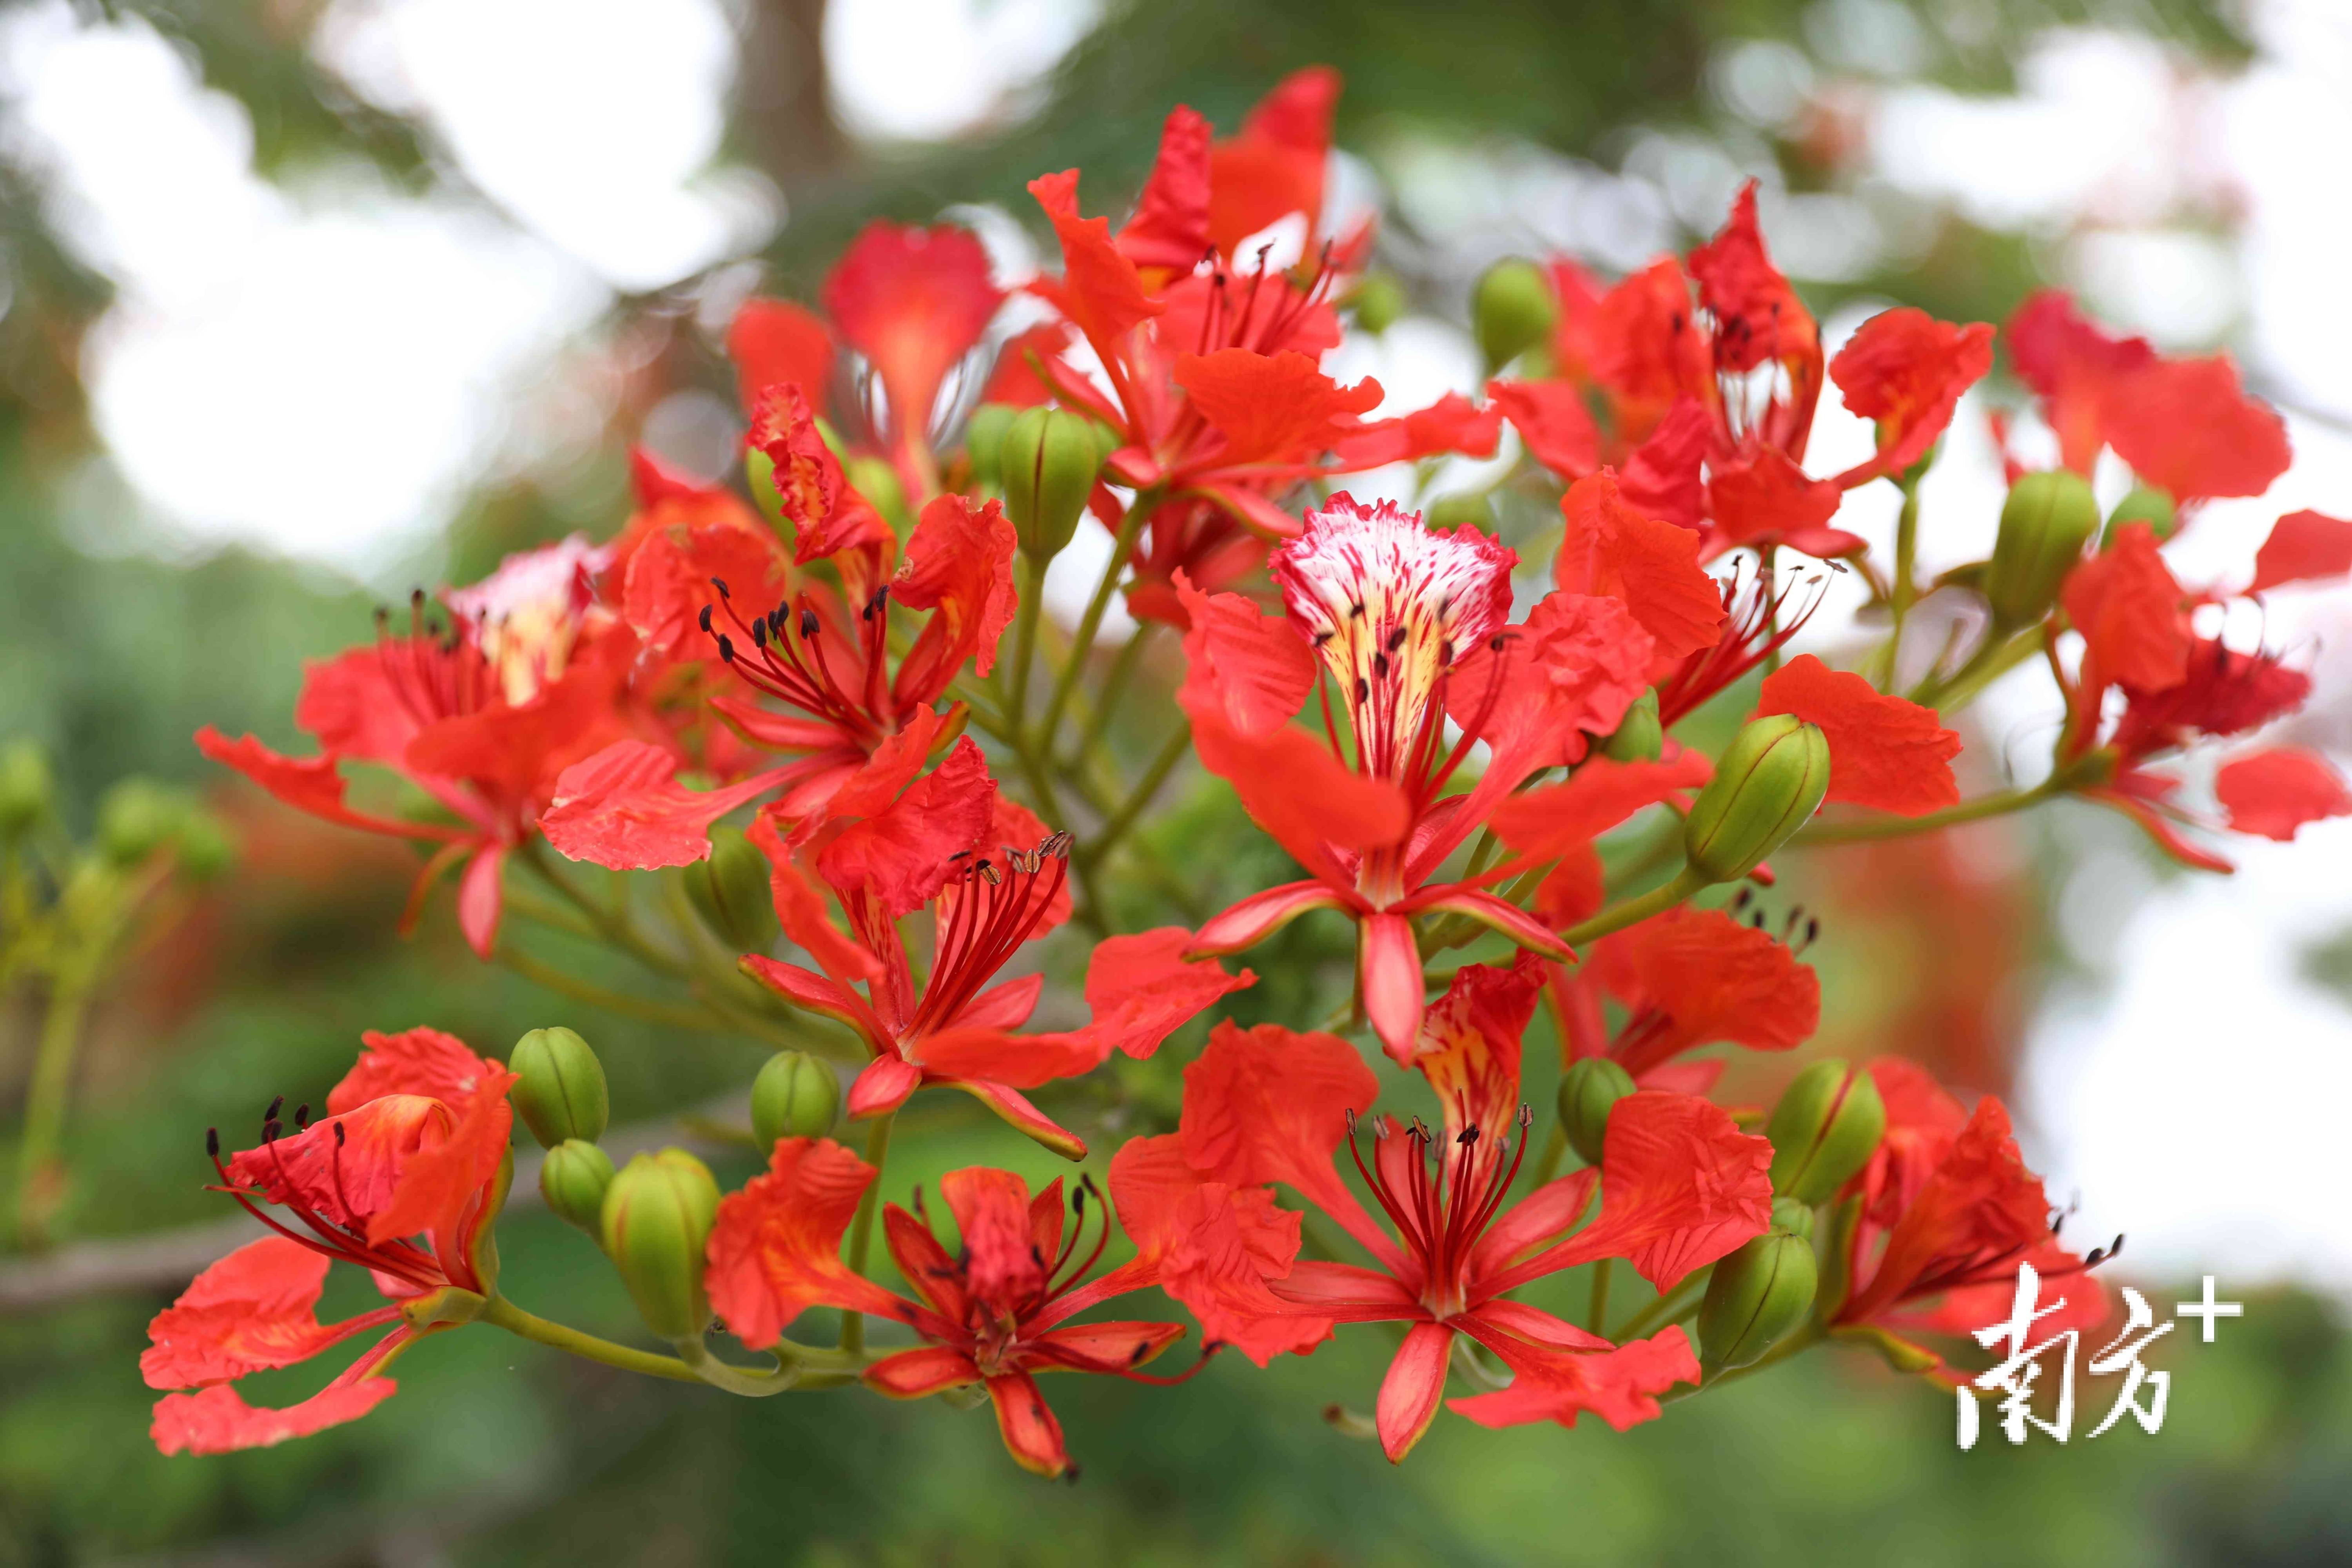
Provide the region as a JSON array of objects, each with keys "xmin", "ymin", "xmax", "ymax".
[
  {"xmin": 601, "ymin": 1149, "xmax": 721, "ymax": 1341},
  {"xmin": 1697, "ymin": 1229, "xmax": 1818, "ymax": 1375},
  {"xmin": 745, "ymin": 446, "xmax": 785, "ymax": 531},
  {"xmin": 962, "ymin": 403, "xmax": 1020, "ymax": 494},
  {"xmin": 539, "ymin": 1138, "xmax": 615, "ymax": 1232},
  {"xmin": 1424, "ymin": 493, "xmax": 1495, "ymax": 532},
  {"xmin": 1558, "ymin": 1057, "xmax": 1637, "ymax": 1167},
  {"xmin": 1770, "ymin": 1195, "xmax": 1815, "ymax": 1241},
  {"xmin": 171, "ymin": 809, "xmax": 235, "ymax": 881},
  {"xmin": 1345, "ymin": 272, "xmax": 1408, "ymax": 335},
  {"xmin": 845, "ymin": 454, "xmax": 914, "ymax": 537},
  {"xmin": 751, "ymin": 1049, "xmax": 840, "ymax": 1147},
  {"xmin": 1986, "ymin": 470, "xmax": 2099, "ymax": 628},
  {"xmin": 1682, "ymin": 716, "xmax": 1831, "ymax": 883},
  {"xmin": 1473, "ymin": 258, "xmax": 1557, "ymax": 372},
  {"xmin": 0, "ymin": 741, "xmax": 53, "ymax": 839},
  {"xmin": 1001, "ymin": 407, "xmax": 1110, "ymax": 561},
  {"xmin": 2102, "ymin": 483, "xmax": 2178, "ymax": 548},
  {"xmin": 509, "ymin": 1027, "xmax": 610, "ymax": 1149},
  {"xmin": 96, "ymin": 780, "xmax": 181, "ymax": 867},
  {"xmin": 684, "ymin": 825, "xmax": 779, "ymax": 952},
  {"xmin": 1766, "ymin": 1059, "xmax": 1886, "ymax": 1206},
  {"xmin": 1601, "ymin": 690, "xmax": 1664, "ymax": 764}
]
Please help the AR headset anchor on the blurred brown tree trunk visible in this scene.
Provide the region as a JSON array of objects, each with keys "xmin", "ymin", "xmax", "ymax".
[{"xmin": 739, "ymin": 0, "xmax": 850, "ymax": 191}]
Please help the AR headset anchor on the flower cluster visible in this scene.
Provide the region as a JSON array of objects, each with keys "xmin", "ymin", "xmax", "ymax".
[{"xmin": 158, "ymin": 67, "xmax": 2348, "ymax": 1477}]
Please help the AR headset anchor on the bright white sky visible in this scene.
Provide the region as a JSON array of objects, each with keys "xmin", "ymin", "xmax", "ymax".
[{"xmin": 3, "ymin": 0, "xmax": 2350, "ymax": 1291}]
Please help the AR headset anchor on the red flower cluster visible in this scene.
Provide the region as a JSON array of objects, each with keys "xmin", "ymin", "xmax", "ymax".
[{"xmin": 169, "ymin": 65, "xmax": 2348, "ymax": 1480}]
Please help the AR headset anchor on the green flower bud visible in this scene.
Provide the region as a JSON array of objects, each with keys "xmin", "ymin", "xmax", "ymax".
[
  {"xmin": 1682, "ymin": 716, "xmax": 1831, "ymax": 884},
  {"xmin": 171, "ymin": 808, "xmax": 235, "ymax": 881},
  {"xmin": 962, "ymin": 403, "xmax": 1020, "ymax": 493},
  {"xmin": 1558, "ymin": 1057, "xmax": 1637, "ymax": 1167},
  {"xmin": 745, "ymin": 445, "xmax": 786, "ymax": 532},
  {"xmin": 684, "ymin": 825, "xmax": 779, "ymax": 952},
  {"xmin": 96, "ymin": 780, "xmax": 182, "ymax": 867},
  {"xmin": 1770, "ymin": 1195, "xmax": 1815, "ymax": 1241},
  {"xmin": 600, "ymin": 1149, "xmax": 721, "ymax": 1342},
  {"xmin": 751, "ymin": 1049, "xmax": 841, "ymax": 1147},
  {"xmin": 0, "ymin": 741, "xmax": 53, "ymax": 839},
  {"xmin": 1986, "ymin": 470, "xmax": 2100, "ymax": 628},
  {"xmin": 1766, "ymin": 1059, "xmax": 1886, "ymax": 1206},
  {"xmin": 845, "ymin": 454, "xmax": 914, "ymax": 539},
  {"xmin": 1001, "ymin": 407, "xmax": 1111, "ymax": 561},
  {"xmin": 1601, "ymin": 690, "xmax": 1664, "ymax": 764},
  {"xmin": 1345, "ymin": 272, "xmax": 1409, "ymax": 335},
  {"xmin": 1697, "ymin": 1229, "xmax": 1818, "ymax": 1375},
  {"xmin": 1473, "ymin": 258, "xmax": 1557, "ymax": 373},
  {"xmin": 539, "ymin": 1138, "xmax": 615, "ymax": 1232},
  {"xmin": 508, "ymin": 1027, "xmax": 610, "ymax": 1149},
  {"xmin": 2102, "ymin": 483, "xmax": 2178, "ymax": 548},
  {"xmin": 1424, "ymin": 493, "xmax": 1495, "ymax": 532}
]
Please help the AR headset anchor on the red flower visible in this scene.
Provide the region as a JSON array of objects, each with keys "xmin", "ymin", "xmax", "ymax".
[
  {"xmin": 2249, "ymin": 509, "xmax": 2352, "ymax": 595},
  {"xmin": 1182, "ymin": 495, "xmax": 1660, "ymax": 1054},
  {"xmin": 198, "ymin": 539, "xmax": 632, "ymax": 955},
  {"xmin": 1832, "ymin": 1060, "xmax": 2107, "ymax": 1376},
  {"xmin": 1484, "ymin": 751, "xmax": 1715, "ymax": 931},
  {"xmin": 728, "ymin": 220, "xmax": 1005, "ymax": 498},
  {"xmin": 1552, "ymin": 907, "xmax": 1820, "ymax": 1093},
  {"xmin": 1826, "ymin": 307, "xmax": 1994, "ymax": 488},
  {"xmin": 143, "ymin": 1029, "xmax": 516, "ymax": 1453},
  {"xmin": 1145, "ymin": 993, "xmax": 1771, "ymax": 1460},
  {"xmin": 742, "ymin": 735, "xmax": 1250, "ymax": 1157},
  {"xmin": 704, "ymin": 1140, "xmax": 1214, "ymax": 1477},
  {"xmin": 2214, "ymin": 747, "xmax": 2352, "ymax": 842}
]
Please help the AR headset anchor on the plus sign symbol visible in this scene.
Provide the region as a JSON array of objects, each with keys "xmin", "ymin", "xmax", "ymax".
[{"xmin": 2175, "ymin": 1276, "xmax": 2244, "ymax": 1343}]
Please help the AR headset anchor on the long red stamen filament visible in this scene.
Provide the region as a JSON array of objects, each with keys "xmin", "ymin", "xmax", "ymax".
[{"xmin": 910, "ymin": 835, "xmax": 1072, "ymax": 1034}]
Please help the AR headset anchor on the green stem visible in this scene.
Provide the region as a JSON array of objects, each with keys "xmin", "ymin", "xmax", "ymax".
[
  {"xmin": 1793, "ymin": 779, "xmax": 2060, "ymax": 846},
  {"xmin": 1588, "ymin": 1259, "xmax": 1614, "ymax": 1334},
  {"xmin": 481, "ymin": 1295, "xmax": 704, "ymax": 1383},
  {"xmin": 494, "ymin": 946, "xmax": 734, "ymax": 1033},
  {"xmin": 1009, "ymin": 553, "xmax": 1048, "ymax": 732},
  {"xmin": 1887, "ymin": 472, "xmax": 1923, "ymax": 663},
  {"xmin": 519, "ymin": 842, "xmax": 689, "ymax": 980},
  {"xmin": 1034, "ymin": 493, "xmax": 1155, "ymax": 753},
  {"xmin": 1612, "ymin": 1271, "xmax": 1708, "ymax": 1343},
  {"xmin": 1911, "ymin": 624, "xmax": 2047, "ymax": 713},
  {"xmin": 840, "ymin": 1110, "xmax": 897, "ymax": 1354},
  {"xmin": 1065, "ymin": 622, "xmax": 1157, "ymax": 770},
  {"xmin": 13, "ymin": 966, "xmax": 92, "ymax": 1243},
  {"xmin": 675, "ymin": 1334, "xmax": 858, "ymax": 1395},
  {"xmin": 1558, "ymin": 864, "xmax": 1707, "ymax": 948},
  {"xmin": 1077, "ymin": 722, "xmax": 1192, "ymax": 870}
]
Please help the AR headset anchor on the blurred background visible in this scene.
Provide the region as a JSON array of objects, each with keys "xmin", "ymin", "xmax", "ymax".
[{"xmin": 4, "ymin": 0, "xmax": 2352, "ymax": 1562}]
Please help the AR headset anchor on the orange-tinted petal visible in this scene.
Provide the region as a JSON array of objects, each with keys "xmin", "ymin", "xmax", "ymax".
[
  {"xmin": 2250, "ymin": 509, "xmax": 2352, "ymax": 594},
  {"xmin": 705, "ymin": 1136, "xmax": 906, "ymax": 1348},
  {"xmin": 1554, "ymin": 472, "xmax": 1726, "ymax": 661},
  {"xmin": 2216, "ymin": 747, "xmax": 2352, "ymax": 841},
  {"xmin": 1755, "ymin": 653, "xmax": 1961, "ymax": 815},
  {"xmin": 820, "ymin": 221, "xmax": 1002, "ymax": 447},
  {"xmin": 1828, "ymin": 307, "xmax": 1993, "ymax": 487},
  {"xmin": 2062, "ymin": 522, "xmax": 2189, "ymax": 692}
]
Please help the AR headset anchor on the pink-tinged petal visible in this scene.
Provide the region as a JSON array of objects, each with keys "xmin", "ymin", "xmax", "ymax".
[
  {"xmin": 944, "ymin": 1078, "xmax": 1088, "ymax": 1161},
  {"xmin": 1376, "ymin": 1322, "xmax": 1457, "ymax": 1463},
  {"xmin": 142, "ymin": 1239, "xmax": 388, "ymax": 1390},
  {"xmin": 915, "ymin": 1027, "xmax": 1105, "ymax": 1089},
  {"xmin": 1082, "ymin": 928, "xmax": 1256, "ymax": 1060},
  {"xmin": 742, "ymin": 955, "xmax": 886, "ymax": 1042},
  {"xmin": 1403, "ymin": 888, "xmax": 1571, "ymax": 961},
  {"xmin": 1190, "ymin": 881, "xmax": 1349, "ymax": 955},
  {"xmin": 957, "ymin": 973, "xmax": 1045, "ymax": 1033},
  {"xmin": 1195, "ymin": 483, "xmax": 1309, "ymax": 541},
  {"xmin": 1027, "ymin": 1320, "xmax": 1187, "ymax": 1373},
  {"xmin": 847, "ymin": 1055, "xmax": 923, "ymax": 1119},
  {"xmin": 1469, "ymin": 1172, "xmax": 1597, "ymax": 1284},
  {"xmin": 194, "ymin": 727, "xmax": 461, "ymax": 843},
  {"xmin": 746, "ymin": 811, "xmax": 885, "ymax": 987},
  {"xmin": 541, "ymin": 740, "xmax": 793, "ymax": 870},
  {"xmin": 1466, "ymin": 1298, "xmax": 1611, "ymax": 1353},
  {"xmin": 1358, "ymin": 913, "xmax": 1427, "ymax": 1061},
  {"xmin": 1118, "ymin": 105, "xmax": 1212, "ymax": 275},
  {"xmin": 1447, "ymin": 1325, "xmax": 1699, "ymax": 1433},
  {"xmin": 151, "ymin": 1375, "xmax": 401, "ymax": 1456},
  {"xmin": 704, "ymin": 1137, "xmax": 907, "ymax": 1349},
  {"xmin": 1269, "ymin": 1259, "xmax": 1422, "ymax": 1322},
  {"xmin": 864, "ymin": 1345, "xmax": 982, "ymax": 1399},
  {"xmin": 2215, "ymin": 748, "xmax": 2352, "ymax": 841},
  {"xmin": 456, "ymin": 844, "xmax": 506, "ymax": 959},
  {"xmin": 327, "ymin": 1027, "xmax": 499, "ymax": 1115},
  {"xmin": 985, "ymin": 1370, "xmax": 1072, "ymax": 1477}
]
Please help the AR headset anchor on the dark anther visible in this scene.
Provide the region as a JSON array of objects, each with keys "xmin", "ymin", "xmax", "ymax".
[
  {"xmin": 717, "ymin": 634, "xmax": 735, "ymax": 662},
  {"xmin": 1487, "ymin": 634, "xmax": 1506, "ymax": 652},
  {"xmin": 710, "ymin": 576, "xmax": 731, "ymax": 598},
  {"xmin": 1312, "ymin": 629, "xmax": 1335, "ymax": 646},
  {"xmin": 800, "ymin": 608, "xmax": 819, "ymax": 641},
  {"xmin": 1353, "ymin": 676, "xmax": 1370, "ymax": 704},
  {"xmin": 294, "ymin": 1104, "xmax": 310, "ymax": 1130},
  {"xmin": 698, "ymin": 604, "xmax": 713, "ymax": 634},
  {"xmin": 1386, "ymin": 626, "xmax": 1408, "ymax": 652},
  {"xmin": 1372, "ymin": 652, "xmax": 1391, "ymax": 679},
  {"xmin": 1517, "ymin": 1103, "xmax": 1534, "ymax": 1130},
  {"xmin": 1129, "ymin": 1341, "xmax": 1152, "ymax": 1364},
  {"xmin": 1751, "ymin": 909, "xmax": 1768, "ymax": 930},
  {"xmin": 766, "ymin": 608, "xmax": 785, "ymax": 640},
  {"xmin": 265, "ymin": 1095, "xmax": 285, "ymax": 1122},
  {"xmin": 205, "ymin": 1127, "xmax": 220, "ymax": 1158},
  {"xmin": 1348, "ymin": 601, "xmax": 1366, "ymax": 619},
  {"xmin": 333, "ymin": 1122, "xmax": 346, "ymax": 1146},
  {"xmin": 1805, "ymin": 916, "xmax": 1820, "ymax": 946},
  {"xmin": 1457, "ymin": 1125, "xmax": 1479, "ymax": 1146},
  {"xmin": 1071, "ymin": 1184, "xmax": 1087, "ymax": 1216},
  {"xmin": 1730, "ymin": 886, "xmax": 1753, "ymax": 912},
  {"xmin": 262, "ymin": 1119, "xmax": 281, "ymax": 1143},
  {"xmin": 751, "ymin": 617, "xmax": 768, "ymax": 648},
  {"xmin": 1343, "ymin": 1107, "xmax": 1358, "ymax": 1136}
]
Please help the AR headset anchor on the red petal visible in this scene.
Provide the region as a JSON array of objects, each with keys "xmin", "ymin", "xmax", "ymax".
[
  {"xmin": 819, "ymin": 221, "xmax": 1002, "ymax": 447},
  {"xmin": 864, "ymin": 1345, "xmax": 981, "ymax": 1398},
  {"xmin": 2062, "ymin": 523, "xmax": 2190, "ymax": 692},
  {"xmin": 847, "ymin": 1054, "xmax": 923, "ymax": 1119},
  {"xmin": 985, "ymin": 1370, "xmax": 1072, "ymax": 1477},
  {"xmin": 541, "ymin": 740, "xmax": 792, "ymax": 871},
  {"xmin": 938, "ymin": 1167, "xmax": 1045, "ymax": 1311},
  {"xmin": 618, "ymin": 517, "xmax": 789, "ymax": 661},
  {"xmin": 1588, "ymin": 907, "xmax": 1819, "ymax": 1076},
  {"xmin": 1446, "ymin": 590, "xmax": 1655, "ymax": 786},
  {"xmin": 1375, "ymin": 1322, "xmax": 1456, "ymax": 1463},
  {"xmin": 892, "ymin": 493, "xmax": 1019, "ymax": 693},
  {"xmin": 194, "ymin": 726, "xmax": 457, "ymax": 844},
  {"xmin": 2005, "ymin": 289, "xmax": 2156, "ymax": 474},
  {"xmin": 1755, "ymin": 653, "xmax": 1961, "ymax": 815},
  {"xmin": 727, "ymin": 297, "xmax": 834, "ymax": 415},
  {"xmin": 1408, "ymin": 955, "xmax": 1541, "ymax": 1153},
  {"xmin": 1029, "ymin": 169, "xmax": 1163, "ymax": 363},
  {"xmin": 1617, "ymin": 396, "xmax": 1710, "ymax": 528},
  {"xmin": 364, "ymin": 1069, "xmax": 518, "ymax": 1259},
  {"xmin": 942, "ymin": 1078, "xmax": 1090, "ymax": 1161},
  {"xmin": 1082, "ymin": 927, "xmax": 1256, "ymax": 1060},
  {"xmin": 1174, "ymin": 574, "xmax": 1318, "ymax": 738},
  {"xmin": 1334, "ymin": 392, "xmax": 1504, "ymax": 469},
  {"xmin": 1828, "ymin": 308, "xmax": 1993, "ymax": 486},
  {"xmin": 1840, "ymin": 1094, "xmax": 2054, "ymax": 1325},
  {"xmin": 1171, "ymin": 349, "xmax": 1383, "ymax": 471},
  {"xmin": 327, "ymin": 1027, "xmax": 499, "ymax": 1116},
  {"xmin": 142, "ymin": 1238, "xmax": 367, "ymax": 1390},
  {"xmin": 814, "ymin": 738, "xmax": 997, "ymax": 917},
  {"xmin": 705, "ymin": 1136, "xmax": 906, "ymax": 1349},
  {"xmin": 746, "ymin": 812, "xmax": 886, "ymax": 989},
  {"xmin": 916, "ymin": 1027, "xmax": 1105, "ymax": 1090},
  {"xmin": 1118, "ymin": 105, "xmax": 1213, "ymax": 276},
  {"xmin": 456, "ymin": 844, "xmax": 505, "ymax": 960},
  {"xmin": 746, "ymin": 383, "xmax": 897, "ymax": 579},
  {"xmin": 2250, "ymin": 509, "xmax": 2352, "ymax": 594},
  {"xmin": 1447, "ymin": 1324, "xmax": 1697, "ymax": 1432},
  {"xmin": 1206, "ymin": 66, "xmax": 1339, "ymax": 257},
  {"xmin": 2216, "ymin": 747, "xmax": 2352, "ymax": 841},
  {"xmin": 1486, "ymin": 378, "xmax": 1599, "ymax": 479},
  {"xmin": 1487, "ymin": 751, "xmax": 1713, "ymax": 866},
  {"xmin": 1554, "ymin": 472, "xmax": 1726, "ymax": 660},
  {"xmin": 1191, "ymin": 879, "xmax": 1350, "ymax": 953},
  {"xmin": 151, "ymin": 1375, "xmax": 400, "ymax": 1456},
  {"xmin": 1358, "ymin": 912, "xmax": 1426, "ymax": 1058},
  {"xmin": 2105, "ymin": 354, "xmax": 2291, "ymax": 502},
  {"xmin": 1689, "ymin": 179, "xmax": 1817, "ymax": 371},
  {"xmin": 1708, "ymin": 448, "xmax": 1843, "ymax": 550},
  {"xmin": 1587, "ymin": 260, "xmax": 1714, "ymax": 444},
  {"xmin": 1183, "ymin": 699, "xmax": 1408, "ymax": 887}
]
